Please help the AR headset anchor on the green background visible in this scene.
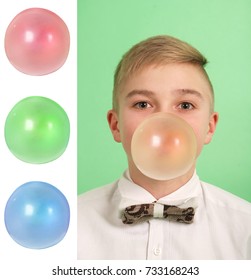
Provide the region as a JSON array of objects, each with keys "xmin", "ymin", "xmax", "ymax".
[{"xmin": 78, "ymin": 0, "xmax": 251, "ymax": 202}]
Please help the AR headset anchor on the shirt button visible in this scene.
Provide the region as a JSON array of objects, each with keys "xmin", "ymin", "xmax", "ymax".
[{"xmin": 153, "ymin": 247, "xmax": 161, "ymax": 256}]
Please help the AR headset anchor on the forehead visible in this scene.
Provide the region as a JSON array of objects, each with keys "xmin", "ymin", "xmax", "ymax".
[{"xmin": 119, "ymin": 63, "xmax": 213, "ymax": 105}]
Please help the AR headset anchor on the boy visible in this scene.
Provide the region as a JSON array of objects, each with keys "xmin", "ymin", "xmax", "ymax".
[{"xmin": 78, "ymin": 35, "xmax": 251, "ymax": 259}]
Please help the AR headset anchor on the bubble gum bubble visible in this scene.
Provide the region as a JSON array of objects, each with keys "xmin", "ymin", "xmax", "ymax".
[
  {"xmin": 131, "ymin": 113, "xmax": 197, "ymax": 180},
  {"xmin": 4, "ymin": 96, "xmax": 70, "ymax": 164},
  {"xmin": 5, "ymin": 8, "xmax": 70, "ymax": 75},
  {"xmin": 4, "ymin": 181, "xmax": 70, "ymax": 249}
]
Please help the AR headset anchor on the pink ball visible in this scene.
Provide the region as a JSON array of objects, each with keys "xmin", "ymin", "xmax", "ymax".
[{"xmin": 5, "ymin": 8, "xmax": 70, "ymax": 75}]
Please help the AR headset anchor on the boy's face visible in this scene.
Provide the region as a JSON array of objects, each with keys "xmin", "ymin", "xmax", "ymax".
[{"xmin": 108, "ymin": 63, "xmax": 218, "ymax": 172}]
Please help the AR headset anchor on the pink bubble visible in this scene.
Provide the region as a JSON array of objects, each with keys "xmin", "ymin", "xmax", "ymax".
[
  {"xmin": 131, "ymin": 113, "xmax": 197, "ymax": 180},
  {"xmin": 5, "ymin": 8, "xmax": 70, "ymax": 75}
]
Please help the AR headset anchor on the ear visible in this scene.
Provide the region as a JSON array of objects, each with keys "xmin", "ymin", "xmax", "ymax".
[
  {"xmin": 107, "ymin": 109, "xmax": 121, "ymax": 143},
  {"xmin": 204, "ymin": 112, "xmax": 219, "ymax": 144}
]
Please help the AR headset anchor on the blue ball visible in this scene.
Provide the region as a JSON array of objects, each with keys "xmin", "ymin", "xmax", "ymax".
[{"xmin": 4, "ymin": 181, "xmax": 70, "ymax": 249}]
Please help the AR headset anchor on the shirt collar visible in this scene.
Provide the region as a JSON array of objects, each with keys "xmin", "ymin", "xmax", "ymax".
[{"xmin": 116, "ymin": 169, "xmax": 202, "ymax": 213}]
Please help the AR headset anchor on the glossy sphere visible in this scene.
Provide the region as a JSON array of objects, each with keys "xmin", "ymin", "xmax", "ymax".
[
  {"xmin": 5, "ymin": 8, "xmax": 70, "ymax": 75},
  {"xmin": 4, "ymin": 96, "xmax": 70, "ymax": 164},
  {"xmin": 131, "ymin": 113, "xmax": 197, "ymax": 180},
  {"xmin": 4, "ymin": 181, "xmax": 70, "ymax": 249}
]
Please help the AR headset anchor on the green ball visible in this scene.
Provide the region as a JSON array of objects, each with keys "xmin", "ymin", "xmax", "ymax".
[{"xmin": 5, "ymin": 96, "xmax": 70, "ymax": 164}]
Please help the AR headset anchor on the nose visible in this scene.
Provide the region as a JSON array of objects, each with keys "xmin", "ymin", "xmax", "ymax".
[{"xmin": 153, "ymin": 103, "xmax": 175, "ymax": 116}]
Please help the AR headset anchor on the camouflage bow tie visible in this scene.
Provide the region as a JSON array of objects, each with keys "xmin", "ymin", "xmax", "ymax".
[{"xmin": 122, "ymin": 203, "xmax": 195, "ymax": 224}]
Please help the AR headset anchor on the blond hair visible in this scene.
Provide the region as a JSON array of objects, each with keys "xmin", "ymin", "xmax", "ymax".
[{"xmin": 112, "ymin": 35, "xmax": 214, "ymax": 111}]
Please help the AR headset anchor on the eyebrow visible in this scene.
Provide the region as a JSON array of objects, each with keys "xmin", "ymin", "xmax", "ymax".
[
  {"xmin": 172, "ymin": 89, "xmax": 203, "ymax": 99},
  {"xmin": 126, "ymin": 90, "xmax": 155, "ymax": 99},
  {"xmin": 126, "ymin": 88, "xmax": 203, "ymax": 99}
]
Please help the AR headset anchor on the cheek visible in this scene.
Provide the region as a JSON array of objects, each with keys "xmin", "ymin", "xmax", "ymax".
[
  {"xmin": 190, "ymin": 121, "xmax": 210, "ymax": 155},
  {"xmin": 119, "ymin": 118, "xmax": 137, "ymax": 153},
  {"xmin": 119, "ymin": 113, "xmax": 146, "ymax": 154}
]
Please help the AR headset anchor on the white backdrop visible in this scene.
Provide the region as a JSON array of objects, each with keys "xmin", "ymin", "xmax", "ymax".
[{"xmin": 0, "ymin": 0, "xmax": 77, "ymax": 268}]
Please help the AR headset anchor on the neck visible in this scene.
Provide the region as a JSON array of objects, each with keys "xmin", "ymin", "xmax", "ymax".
[{"xmin": 128, "ymin": 163, "xmax": 196, "ymax": 200}]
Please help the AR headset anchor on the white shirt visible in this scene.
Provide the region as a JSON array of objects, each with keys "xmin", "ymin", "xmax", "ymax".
[{"xmin": 78, "ymin": 170, "xmax": 251, "ymax": 260}]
